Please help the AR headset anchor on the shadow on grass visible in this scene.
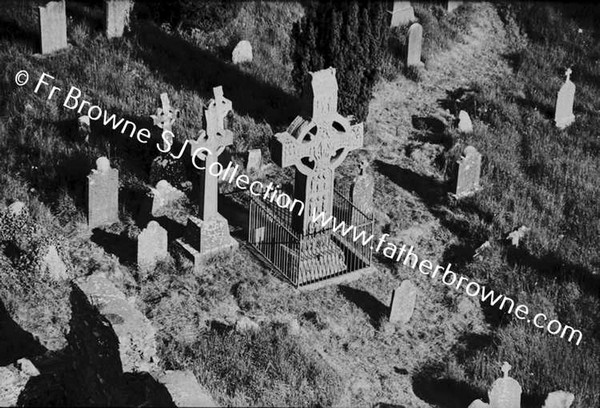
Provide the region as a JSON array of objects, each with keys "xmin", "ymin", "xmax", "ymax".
[
  {"xmin": 91, "ymin": 228, "xmax": 136, "ymax": 265},
  {"xmin": 374, "ymin": 159, "xmax": 447, "ymax": 207},
  {"xmin": 412, "ymin": 361, "xmax": 484, "ymax": 408},
  {"xmin": 0, "ymin": 299, "xmax": 47, "ymax": 366},
  {"xmin": 133, "ymin": 21, "xmax": 307, "ymax": 129},
  {"xmin": 338, "ymin": 285, "xmax": 388, "ymax": 329}
]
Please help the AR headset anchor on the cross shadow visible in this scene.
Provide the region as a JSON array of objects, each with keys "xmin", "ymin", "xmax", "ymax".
[
  {"xmin": 374, "ymin": 160, "xmax": 447, "ymax": 207},
  {"xmin": 91, "ymin": 228, "xmax": 136, "ymax": 265},
  {"xmin": 0, "ymin": 299, "xmax": 48, "ymax": 366},
  {"xmin": 133, "ymin": 21, "xmax": 307, "ymax": 129},
  {"xmin": 338, "ymin": 285, "xmax": 388, "ymax": 329}
]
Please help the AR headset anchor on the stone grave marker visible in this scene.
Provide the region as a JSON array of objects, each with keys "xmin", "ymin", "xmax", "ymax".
[
  {"xmin": 87, "ymin": 157, "xmax": 119, "ymax": 229},
  {"xmin": 176, "ymin": 86, "xmax": 238, "ymax": 271},
  {"xmin": 232, "ymin": 40, "xmax": 253, "ymax": 64},
  {"xmin": 506, "ymin": 225, "xmax": 530, "ymax": 248},
  {"xmin": 8, "ymin": 201, "xmax": 26, "ymax": 216},
  {"xmin": 271, "ymin": 67, "xmax": 365, "ymax": 284},
  {"xmin": 246, "ymin": 148, "xmax": 262, "ymax": 172},
  {"xmin": 150, "ymin": 179, "xmax": 185, "ymax": 216},
  {"xmin": 555, "ymin": 68, "xmax": 575, "ymax": 129},
  {"xmin": 468, "ymin": 401, "xmax": 489, "ymax": 408},
  {"xmin": 488, "ymin": 362, "xmax": 521, "ymax": 408},
  {"xmin": 151, "ymin": 92, "xmax": 180, "ymax": 133},
  {"xmin": 350, "ymin": 159, "xmax": 374, "ymax": 218},
  {"xmin": 78, "ymin": 115, "xmax": 91, "ymax": 142},
  {"xmin": 38, "ymin": 0, "xmax": 68, "ymax": 54},
  {"xmin": 458, "ymin": 110, "xmax": 473, "ymax": 133},
  {"xmin": 406, "ymin": 23, "xmax": 424, "ymax": 68},
  {"xmin": 137, "ymin": 221, "xmax": 168, "ymax": 272},
  {"xmin": 41, "ymin": 245, "xmax": 68, "ymax": 281},
  {"xmin": 389, "ymin": 1, "xmax": 415, "ymax": 27},
  {"xmin": 389, "ymin": 280, "xmax": 417, "ymax": 324},
  {"xmin": 104, "ymin": 0, "xmax": 133, "ymax": 39},
  {"xmin": 454, "ymin": 145, "xmax": 482, "ymax": 198},
  {"xmin": 542, "ymin": 391, "xmax": 575, "ymax": 408},
  {"xmin": 447, "ymin": 1, "xmax": 464, "ymax": 12}
]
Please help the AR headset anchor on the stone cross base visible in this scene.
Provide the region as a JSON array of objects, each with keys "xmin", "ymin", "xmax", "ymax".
[
  {"xmin": 555, "ymin": 114, "xmax": 575, "ymax": 130},
  {"xmin": 283, "ymin": 235, "xmax": 347, "ymax": 285},
  {"xmin": 175, "ymin": 214, "xmax": 238, "ymax": 273}
]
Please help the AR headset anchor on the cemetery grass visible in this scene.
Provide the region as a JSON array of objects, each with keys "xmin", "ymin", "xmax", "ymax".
[{"xmin": 427, "ymin": 3, "xmax": 600, "ymax": 406}]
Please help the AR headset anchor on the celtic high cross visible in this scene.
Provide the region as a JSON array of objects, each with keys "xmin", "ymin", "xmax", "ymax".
[
  {"xmin": 189, "ymin": 86, "xmax": 234, "ymax": 220},
  {"xmin": 272, "ymin": 67, "xmax": 364, "ymax": 234}
]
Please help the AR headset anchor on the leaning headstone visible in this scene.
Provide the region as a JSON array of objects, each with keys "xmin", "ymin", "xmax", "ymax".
[
  {"xmin": 555, "ymin": 68, "xmax": 575, "ymax": 129},
  {"xmin": 78, "ymin": 115, "xmax": 91, "ymax": 142},
  {"xmin": 38, "ymin": 0, "xmax": 68, "ymax": 54},
  {"xmin": 40, "ymin": 245, "xmax": 68, "ymax": 281},
  {"xmin": 150, "ymin": 179, "xmax": 185, "ymax": 217},
  {"xmin": 406, "ymin": 23, "xmax": 424, "ymax": 68},
  {"xmin": 389, "ymin": 1, "xmax": 415, "ymax": 27},
  {"xmin": 246, "ymin": 148, "xmax": 262, "ymax": 172},
  {"xmin": 137, "ymin": 221, "xmax": 168, "ymax": 272},
  {"xmin": 8, "ymin": 201, "xmax": 26, "ymax": 216},
  {"xmin": 488, "ymin": 362, "xmax": 521, "ymax": 408},
  {"xmin": 350, "ymin": 160, "xmax": 375, "ymax": 217},
  {"xmin": 458, "ymin": 110, "xmax": 473, "ymax": 133},
  {"xmin": 542, "ymin": 391, "xmax": 575, "ymax": 408},
  {"xmin": 447, "ymin": 1, "xmax": 464, "ymax": 12},
  {"xmin": 104, "ymin": 0, "xmax": 133, "ymax": 39},
  {"xmin": 454, "ymin": 146, "xmax": 482, "ymax": 198},
  {"xmin": 232, "ymin": 40, "xmax": 253, "ymax": 64},
  {"xmin": 389, "ymin": 280, "xmax": 417, "ymax": 324},
  {"xmin": 158, "ymin": 370, "xmax": 218, "ymax": 408},
  {"xmin": 87, "ymin": 157, "xmax": 119, "ymax": 229}
]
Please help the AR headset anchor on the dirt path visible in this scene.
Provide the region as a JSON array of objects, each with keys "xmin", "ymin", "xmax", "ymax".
[{"xmin": 321, "ymin": 3, "xmax": 517, "ymax": 407}]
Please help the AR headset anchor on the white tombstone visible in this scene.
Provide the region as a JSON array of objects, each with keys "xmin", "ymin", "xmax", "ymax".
[
  {"xmin": 555, "ymin": 68, "xmax": 575, "ymax": 129},
  {"xmin": 488, "ymin": 362, "xmax": 521, "ymax": 408},
  {"xmin": 406, "ymin": 23, "xmax": 424, "ymax": 68},
  {"xmin": 542, "ymin": 391, "xmax": 575, "ymax": 408},
  {"xmin": 458, "ymin": 110, "xmax": 473, "ymax": 133},
  {"xmin": 105, "ymin": 0, "xmax": 133, "ymax": 39},
  {"xmin": 38, "ymin": 0, "xmax": 68, "ymax": 54},
  {"xmin": 137, "ymin": 221, "xmax": 168, "ymax": 272},
  {"xmin": 232, "ymin": 40, "xmax": 253, "ymax": 64},
  {"xmin": 447, "ymin": 1, "xmax": 464, "ymax": 12},
  {"xmin": 246, "ymin": 149, "xmax": 262, "ymax": 172},
  {"xmin": 389, "ymin": 280, "xmax": 417, "ymax": 324},
  {"xmin": 389, "ymin": 1, "xmax": 415, "ymax": 27}
]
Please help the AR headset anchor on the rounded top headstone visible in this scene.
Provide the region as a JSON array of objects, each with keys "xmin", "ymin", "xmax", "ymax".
[
  {"xmin": 232, "ymin": 40, "xmax": 253, "ymax": 64},
  {"xmin": 79, "ymin": 115, "xmax": 90, "ymax": 126},
  {"xmin": 147, "ymin": 220, "xmax": 160, "ymax": 230},
  {"xmin": 542, "ymin": 390, "xmax": 575, "ymax": 408},
  {"xmin": 156, "ymin": 179, "xmax": 171, "ymax": 191},
  {"xmin": 8, "ymin": 201, "xmax": 26, "ymax": 215},
  {"xmin": 464, "ymin": 145, "xmax": 478, "ymax": 156},
  {"xmin": 96, "ymin": 156, "xmax": 111, "ymax": 173}
]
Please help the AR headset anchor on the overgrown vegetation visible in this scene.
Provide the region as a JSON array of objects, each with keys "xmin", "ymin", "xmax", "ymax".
[{"xmin": 291, "ymin": 0, "xmax": 389, "ymax": 121}]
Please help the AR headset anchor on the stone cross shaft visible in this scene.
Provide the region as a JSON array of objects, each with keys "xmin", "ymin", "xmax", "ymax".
[
  {"xmin": 189, "ymin": 86, "xmax": 233, "ymax": 220},
  {"xmin": 151, "ymin": 93, "xmax": 179, "ymax": 132},
  {"xmin": 272, "ymin": 68, "xmax": 364, "ymax": 235}
]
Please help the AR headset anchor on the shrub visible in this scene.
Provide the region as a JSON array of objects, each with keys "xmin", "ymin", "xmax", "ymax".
[
  {"xmin": 145, "ymin": 0, "xmax": 241, "ymax": 32},
  {"xmin": 291, "ymin": 0, "xmax": 389, "ymax": 121}
]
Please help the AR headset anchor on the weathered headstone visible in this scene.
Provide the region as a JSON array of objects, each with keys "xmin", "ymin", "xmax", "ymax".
[
  {"xmin": 137, "ymin": 221, "xmax": 168, "ymax": 272},
  {"xmin": 104, "ymin": 0, "xmax": 133, "ymax": 39},
  {"xmin": 271, "ymin": 68, "xmax": 364, "ymax": 283},
  {"xmin": 350, "ymin": 159, "xmax": 374, "ymax": 217},
  {"xmin": 406, "ymin": 23, "xmax": 424, "ymax": 68},
  {"xmin": 150, "ymin": 179, "xmax": 185, "ymax": 216},
  {"xmin": 488, "ymin": 362, "xmax": 521, "ymax": 408},
  {"xmin": 87, "ymin": 157, "xmax": 119, "ymax": 229},
  {"xmin": 458, "ymin": 110, "xmax": 473, "ymax": 133},
  {"xmin": 78, "ymin": 115, "xmax": 91, "ymax": 142},
  {"xmin": 542, "ymin": 391, "xmax": 575, "ymax": 408},
  {"xmin": 176, "ymin": 87, "xmax": 238, "ymax": 271},
  {"xmin": 454, "ymin": 146, "xmax": 482, "ymax": 198},
  {"xmin": 468, "ymin": 400, "xmax": 489, "ymax": 408},
  {"xmin": 389, "ymin": 280, "xmax": 417, "ymax": 324},
  {"xmin": 232, "ymin": 40, "xmax": 253, "ymax": 64},
  {"xmin": 158, "ymin": 371, "xmax": 218, "ymax": 407},
  {"xmin": 447, "ymin": 1, "xmax": 464, "ymax": 12},
  {"xmin": 40, "ymin": 245, "xmax": 68, "ymax": 281},
  {"xmin": 38, "ymin": 0, "xmax": 68, "ymax": 54},
  {"xmin": 555, "ymin": 68, "xmax": 575, "ymax": 129},
  {"xmin": 246, "ymin": 148, "xmax": 262, "ymax": 172},
  {"xmin": 389, "ymin": 1, "xmax": 415, "ymax": 27},
  {"xmin": 8, "ymin": 201, "xmax": 26, "ymax": 216},
  {"xmin": 151, "ymin": 93, "xmax": 180, "ymax": 133}
]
